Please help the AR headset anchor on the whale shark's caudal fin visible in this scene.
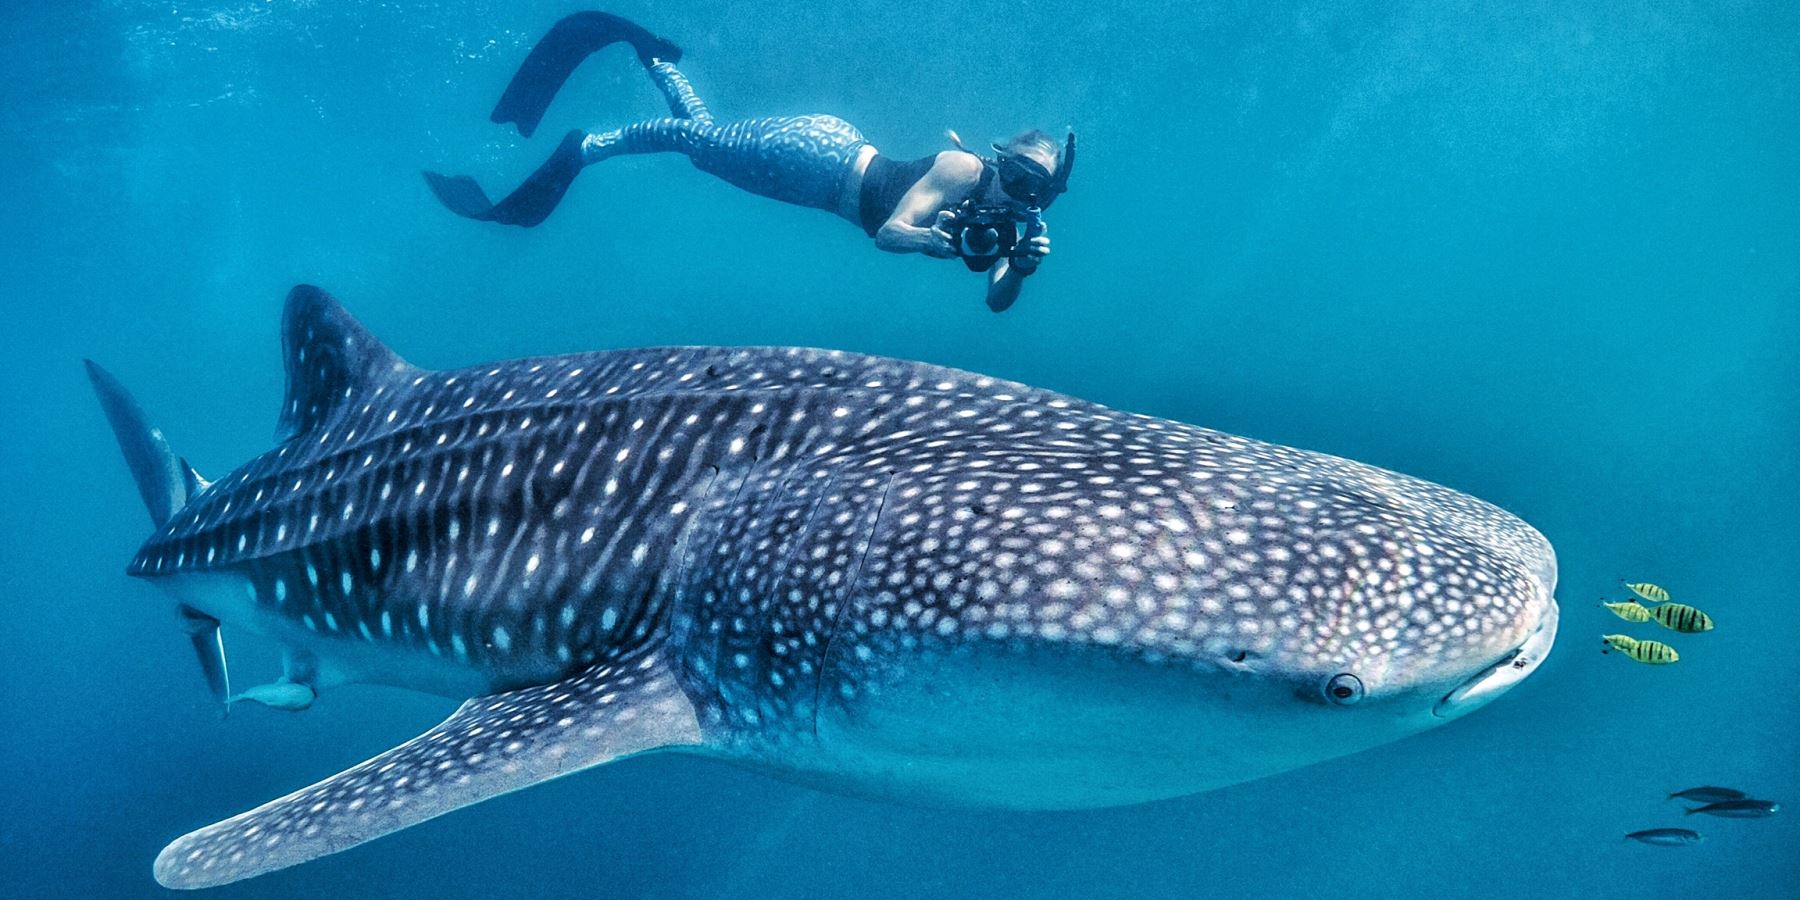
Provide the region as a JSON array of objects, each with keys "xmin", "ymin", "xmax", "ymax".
[
  {"xmin": 275, "ymin": 284, "xmax": 417, "ymax": 443},
  {"xmin": 154, "ymin": 652, "xmax": 704, "ymax": 889},
  {"xmin": 85, "ymin": 359, "xmax": 233, "ymax": 709},
  {"xmin": 84, "ymin": 359, "xmax": 192, "ymax": 529}
]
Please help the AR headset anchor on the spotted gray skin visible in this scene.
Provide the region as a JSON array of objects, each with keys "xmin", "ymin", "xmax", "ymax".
[{"xmin": 101, "ymin": 286, "xmax": 1558, "ymax": 889}]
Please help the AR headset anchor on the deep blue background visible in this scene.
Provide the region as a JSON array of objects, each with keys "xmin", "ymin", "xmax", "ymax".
[{"xmin": 2, "ymin": 1, "xmax": 1795, "ymax": 896}]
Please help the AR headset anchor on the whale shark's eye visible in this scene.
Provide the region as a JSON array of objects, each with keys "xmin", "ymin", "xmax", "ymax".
[{"xmin": 1324, "ymin": 673, "xmax": 1364, "ymax": 706}]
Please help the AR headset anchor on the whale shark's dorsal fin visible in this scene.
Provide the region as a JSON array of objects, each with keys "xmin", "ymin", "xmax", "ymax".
[
  {"xmin": 153, "ymin": 652, "xmax": 703, "ymax": 890},
  {"xmin": 276, "ymin": 285, "xmax": 416, "ymax": 443}
]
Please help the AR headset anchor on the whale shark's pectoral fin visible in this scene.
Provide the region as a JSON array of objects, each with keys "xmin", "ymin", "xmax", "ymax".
[
  {"xmin": 175, "ymin": 605, "xmax": 230, "ymax": 711},
  {"xmin": 228, "ymin": 680, "xmax": 316, "ymax": 712},
  {"xmin": 153, "ymin": 652, "xmax": 702, "ymax": 890}
]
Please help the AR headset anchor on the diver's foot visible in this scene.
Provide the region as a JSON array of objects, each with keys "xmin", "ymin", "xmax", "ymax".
[
  {"xmin": 422, "ymin": 171, "xmax": 499, "ymax": 220},
  {"xmin": 633, "ymin": 38, "xmax": 683, "ymax": 69},
  {"xmin": 491, "ymin": 12, "xmax": 682, "ymax": 137},
  {"xmin": 425, "ymin": 129, "xmax": 589, "ymax": 228}
]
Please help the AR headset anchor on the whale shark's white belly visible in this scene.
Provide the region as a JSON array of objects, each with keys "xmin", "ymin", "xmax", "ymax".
[{"xmin": 726, "ymin": 640, "xmax": 1434, "ymax": 810}]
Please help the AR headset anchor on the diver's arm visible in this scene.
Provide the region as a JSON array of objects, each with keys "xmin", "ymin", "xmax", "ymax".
[
  {"xmin": 985, "ymin": 263, "xmax": 1026, "ymax": 313},
  {"xmin": 874, "ymin": 152, "xmax": 983, "ymax": 256},
  {"xmin": 983, "ymin": 229, "xmax": 1051, "ymax": 313}
]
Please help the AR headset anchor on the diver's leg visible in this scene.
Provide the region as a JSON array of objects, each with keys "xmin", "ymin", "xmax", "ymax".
[
  {"xmin": 491, "ymin": 11, "xmax": 683, "ymax": 138},
  {"xmin": 647, "ymin": 60, "xmax": 712, "ymax": 123},
  {"xmin": 424, "ymin": 114, "xmax": 870, "ymax": 227},
  {"xmin": 422, "ymin": 117, "xmax": 706, "ymax": 227},
  {"xmin": 426, "ymin": 48, "xmax": 700, "ymax": 228},
  {"xmin": 584, "ymin": 114, "xmax": 868, "ymax": 211},
  {"xmin": 579, "ymin": 117, "xmax": 704, "ymax": 164}
]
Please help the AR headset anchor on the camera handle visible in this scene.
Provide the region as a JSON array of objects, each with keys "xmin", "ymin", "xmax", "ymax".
[{"xmin": 1011, "ymin": 208, "xmax": 1046, "ymax": 275}]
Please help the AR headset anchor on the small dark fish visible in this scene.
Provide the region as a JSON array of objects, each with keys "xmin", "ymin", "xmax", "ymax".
[
  {"xmin": 1668, "ymin": 786, "xmax": 1747, "ymax": 803},
  {"xmin": 1685, "ymin": 799, "xmax": 1780, "ymax": 818},
  {"xmin": 1625, "ymin": 828, "xmax": 1703, "ymax": 846}
]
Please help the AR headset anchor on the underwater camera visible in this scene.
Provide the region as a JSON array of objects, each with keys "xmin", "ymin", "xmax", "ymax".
[{"xmin": 946, "ymin": 203, "xmax": 1045, "ymax": 272}]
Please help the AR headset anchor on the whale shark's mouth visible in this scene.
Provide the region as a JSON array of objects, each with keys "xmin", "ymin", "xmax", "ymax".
[{"xmin": 1431, "ymin": 598, "xmax": 1559, "ymax": 719}]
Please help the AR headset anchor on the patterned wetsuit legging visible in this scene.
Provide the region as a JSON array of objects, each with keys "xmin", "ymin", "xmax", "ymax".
[{"xmin": 580, "ymin": 62, "xmax": 869, "ymax": 212}]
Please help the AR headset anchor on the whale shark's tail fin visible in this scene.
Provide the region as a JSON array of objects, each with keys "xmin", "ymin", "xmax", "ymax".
[
  {"xmin": 85, "ymin": 360, "xmax": 232, "ymax": 710},
  {"xmin": 84, "ymin": 359, "xmax": 193, "ymax": 529}
]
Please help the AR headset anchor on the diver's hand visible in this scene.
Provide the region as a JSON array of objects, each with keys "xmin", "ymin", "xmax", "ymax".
[
  {"xmin": 925, "ymin": 210, "xmax": 958, "ymax": 259},
  {"xmin": 1013, "ymin": 225, "xmax": 1051, "ymax": 272}
]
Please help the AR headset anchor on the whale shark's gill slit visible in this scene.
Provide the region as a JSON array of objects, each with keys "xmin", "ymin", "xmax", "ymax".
[
  {"xmin": 691, "ymin": 451, "xmax": 764, "ymax": 716},
  {"xmin": 749, "ymin": 467, "xmax": 807, "ymax": 597},
  {"xmin": 1219, "ymin": 647, "xmax": 1264, "ymax": 672},
  {"xmin": 628, "ymin": 464, "xmax": 720, "ymax": 655},
  {"xmin": 661, "ymin": 467, "xmax": 719, "ymax": 614},
  {"xmin": 812, "ymin": 470, "xmax": 894, "ymax": 738},
  {"xmin": 668, "ymin": 465, "xmax": 722, "ymax": 601},
  {"xmin": 610, "ymin": 579, "xmax": 664, "ymax": 659},
  {"xmin": 754, "ymin": 470, "xmax": 834, "ymax": 699},
  {"xmin": 768, "ymin": 471, "xmax": 833, "ymax": 598}
]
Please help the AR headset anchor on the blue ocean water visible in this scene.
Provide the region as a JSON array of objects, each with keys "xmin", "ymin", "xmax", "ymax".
[{"xmin": 3, "ymin": 0, "xmax": 1796, "ymax": 896}]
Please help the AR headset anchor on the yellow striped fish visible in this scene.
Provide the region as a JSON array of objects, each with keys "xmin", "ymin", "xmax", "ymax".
[
  {"xmin": 1648, "ymin": 602, "xmax": 1714, "ymax": 633},
  {"xmin": 1624, "ymin": 581, "xmax": 1671, "ymax": 603},
  {"xmin": 1602, "ymin": 599, "xmax": 1652, "ymax": 623},
  {"xmin": 1602, "ymin": 634, "xmax": 1679, "ymax": 664}
]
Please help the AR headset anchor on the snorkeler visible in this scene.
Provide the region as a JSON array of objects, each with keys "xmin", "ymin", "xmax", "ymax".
[{"xmin": 423, "ymin": 11, "xmax": 1072, "ymax": 313}]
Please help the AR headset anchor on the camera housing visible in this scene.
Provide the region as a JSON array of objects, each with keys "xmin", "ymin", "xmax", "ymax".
[{"xmin": 946, "ymin": 203, "xmax": 1044, "ymax": 272}]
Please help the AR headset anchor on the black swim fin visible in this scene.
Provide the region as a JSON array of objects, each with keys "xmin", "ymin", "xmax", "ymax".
[
  {"xmin": 491, "ymin": 11, "xmax": 682, "ymax": 138},
  {"xmin": 423, "ymin": 129, "xmax": 588, "ymax": 228}
]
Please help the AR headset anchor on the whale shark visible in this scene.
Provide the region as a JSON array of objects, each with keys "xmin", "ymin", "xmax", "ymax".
[{"xmin": 89, "ymin": 286, "xmax": 1559, "ymax": 889}]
